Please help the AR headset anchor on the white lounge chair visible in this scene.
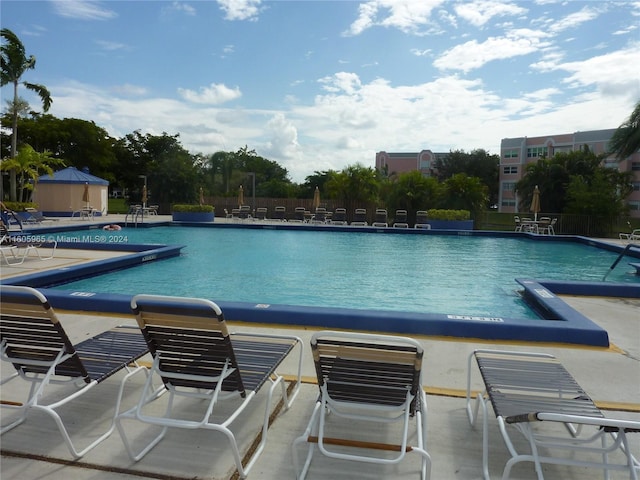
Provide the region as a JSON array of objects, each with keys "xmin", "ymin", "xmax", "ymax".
[
  {"xmin": 414, "ymin": 211, "xmax": 430, "ymax": 229},
  {"xmin": 393, "ymin": 209, "xmax": 409, "ymax": 228},
  {"xmin": 0, "ymin": 285, "xmax": 149, "ymax": 458},
  {"xmin": 117, "ymin": 294, "xmax": 303, "ymax": 478},
  {"xmin": 293, "ymin": 331, "xmax": 431, "ymax": 479},
  {"xmin": 372, "ymin": 208, "xmax": 388, "ymax": 227},
  {"xmin": 466, "ymin": 349, "xmax": 640, "ymax": 479}
]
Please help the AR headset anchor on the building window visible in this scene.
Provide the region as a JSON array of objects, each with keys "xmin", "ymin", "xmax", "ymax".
[
  {"xmin": 501, "ymin": 200, "xmax": 516, "ymax": 207},
  {"xmin": 632, "ymin": 182, "xmax": 640, "ymax": 192},
  {"xmin": 503, "ymin": 149, "xmax": 518, "ymax": 158},
  {"xmin": 502, "ymin": 182, "xmax": 516, "ymax": 191},
  {"xmin": 632, "ymin": 162, "xmax": 640, "ymax": 171},
  {"xmin": 503, "ymin": 166, "xmax": 518, "ymax": 174},
  {"xmin": 627, "ymin": 201, "xmax": 640, "ymax": 211},
  {"xmin": 526, "ymin": 147, "xmax": 548, "ymax": 158}
]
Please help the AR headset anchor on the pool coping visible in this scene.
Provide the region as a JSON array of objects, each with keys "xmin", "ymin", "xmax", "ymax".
[{"xmin": 4, "ymin": 222, "xmax": 640, "ymax": 347}]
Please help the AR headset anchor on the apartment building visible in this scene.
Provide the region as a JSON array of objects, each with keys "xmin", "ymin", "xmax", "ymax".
[
  {"xmin": 375, "ymin": 150, "xmax": 448, "ymax": 177},
  {"xmin": 499, "ymin": 129, "xmax": 640, "ymax": 218}
]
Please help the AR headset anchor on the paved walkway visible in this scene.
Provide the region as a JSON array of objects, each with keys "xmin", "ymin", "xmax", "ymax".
[{"xmin": 1, "ymin": 216, "xmax": 638, "ymax": 479}]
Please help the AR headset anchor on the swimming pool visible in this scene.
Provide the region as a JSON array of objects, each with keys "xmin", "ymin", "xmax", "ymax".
[{"xmin": 50, "ymin": 226, "xmax": 639, "ymax": 320}]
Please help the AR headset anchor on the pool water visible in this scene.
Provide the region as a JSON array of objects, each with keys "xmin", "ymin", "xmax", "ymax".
[{"xmin": 53, "ymin": 227, "xmax": 638, "ymax": 320}]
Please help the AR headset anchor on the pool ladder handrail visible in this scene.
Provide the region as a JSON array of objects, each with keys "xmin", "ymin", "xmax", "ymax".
[
  {"xmin": 602, "ymin": 242, "xmax": 640, "ymax": 281},
  {"xmin": 124, "ymin": 206, "xmax": 144, "ymax": 227}
]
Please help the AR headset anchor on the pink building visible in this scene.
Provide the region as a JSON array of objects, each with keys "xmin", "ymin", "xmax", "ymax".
[
  {"xmin": 375, "ymin": 150, "xmax": 447, "ymax": 177},
  {"xmin": 499, "ymin": 129, "xmax": 640, "ymax": 218}
]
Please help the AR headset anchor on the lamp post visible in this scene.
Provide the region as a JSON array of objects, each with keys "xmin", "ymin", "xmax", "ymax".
[{"xmin": 247, "ymin": 172, "xmax": 255, "ymax": 216}]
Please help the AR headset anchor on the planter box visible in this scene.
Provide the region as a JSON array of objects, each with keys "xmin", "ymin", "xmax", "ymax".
[
  {"xmin": 172, "ymin": 212, "xmax": 215, "ymax": 222},
  {"xmin": 426, "ymin": 219, "xmax": 474, "ymax": 230}
]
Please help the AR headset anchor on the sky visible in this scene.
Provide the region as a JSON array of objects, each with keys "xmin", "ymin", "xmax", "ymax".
[{"xmin": 2, "ymin": 0, "xmax": 639, "ymax": 182}]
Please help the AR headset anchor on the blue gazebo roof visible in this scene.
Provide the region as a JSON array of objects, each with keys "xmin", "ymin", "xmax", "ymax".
[{"xmin": 37, "ymin": 166, "xmax": 108, "ymax": 185}]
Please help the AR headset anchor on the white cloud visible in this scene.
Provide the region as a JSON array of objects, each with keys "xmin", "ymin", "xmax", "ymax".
[
  {"xmin": 50, "ymin": 0, "xmax": 117, "ymax": 20},
  {"xmin": 110, "ymin": 84, "xmax": 148, "ymax": 96},
  {"xmin": 39, "ymin": 68, "xmax": 637, "ymax": 184},
  {"xmin": 454, "ymin": 0, "xmax": 527, "ymax": 27},
  {"xmin": 554, "ymin": 42, "xmax": 640, "ymax": 97},
  {"xmin": 216, "ymin": 0, "xmax": 262, "ymax": 21},
  {"xmin": 319, "ymin": 72, "xmax": 362, "ymax": 95},
  {"xmin": 95, "ymin": 40, "xmax": 127, "ymax": 51},
  {"xmin": 344, "ymin": 0, "xmax": 445, "ymax": 36},
  {"xmin": 410, "ymin": 48, "xmax": 431, "ymax": 57},
  {"xmin": 177, "ymin": 83, "xmax": 242, "ymax": 105},
  {"xmin": 434, "ymin": 29, "xmax": 550, "ymax": 73},
  {"xmin": 548, "ymin": 5, "xmax": 602, "ymax": 34},
  {"xmin": 162, "ymin": 1, "xmax": 196, "ymax": 16}
]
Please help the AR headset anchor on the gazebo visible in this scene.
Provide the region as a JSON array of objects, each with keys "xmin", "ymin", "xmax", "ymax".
[{"xmin": 32, "ymin": 166, "xmax": 109, "ymax": 217}]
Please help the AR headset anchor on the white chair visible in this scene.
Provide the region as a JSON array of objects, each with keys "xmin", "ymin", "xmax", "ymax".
[
  {"xmin": 293, "ymin": 331, "xmax": 431, "ymax": 479},
  {"xmin": 0, "ymin": 286, "xmax": 148, "ymax": 458},
  {"xmin": 117, "ymin": 294, "xmax": 303, "ymax": 478},
  {"xmin": 514, "ymin": 215, "xmax": 522, "ymax": 232},
  {"xmin": 414, "ymin": 211, "xmax": 430, "ymax": 229},
  {"xmin": 466, "ymin": 349, "xmax": 640, "ymax": 480},
  {"xmin": 539, "ymin": 217, "xmax": 557, "ymax": 235},
  {"xmin": 393, "ymin": 210, "xmax": 409, "ymax": 228},
  {"xmin": 372, "ymin": 209, "xmax": 388, "ymax": 227}
]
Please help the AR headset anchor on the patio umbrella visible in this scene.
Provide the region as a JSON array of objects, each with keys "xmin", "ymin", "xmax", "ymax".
[
  {"xmin": 238, "ymin": 185, "xmax": 244, "ymax": 207},
  {"xmin": 141, "ymin": 184, "xmax": 148, "ymax": 208},
  {"xmin": 530, "ymin": 185, "xmax": 541, "ymax": 221},
  {"xmin": 82, "ymin": 182, "xmax": 90, "ymax": 208},
  {"xmin": 312, "ymin": 186, "xmax": 321, "ymax": 210},
  {"xmin": 199, "ymin": 187, "xmax": 205, "ymax": 206}
]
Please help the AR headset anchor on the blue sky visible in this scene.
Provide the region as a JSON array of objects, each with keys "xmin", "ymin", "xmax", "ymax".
[{"xmin": 2, "ymin": 0, "xmax": 639, "ymax": 182}]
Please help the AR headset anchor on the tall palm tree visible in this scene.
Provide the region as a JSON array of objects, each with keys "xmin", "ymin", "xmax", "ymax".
[
  {"xmin": 1, "ymin": 28, "xmax": 52, "ymax": 201},
  {"xmin": 609, "ymin": 100, "xmax": 640, "ymax": 159}
]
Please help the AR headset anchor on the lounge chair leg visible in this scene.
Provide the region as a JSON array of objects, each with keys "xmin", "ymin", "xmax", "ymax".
[{"xmin": 293, "ymin": 402, "xmax": 322, "ymax": 480}]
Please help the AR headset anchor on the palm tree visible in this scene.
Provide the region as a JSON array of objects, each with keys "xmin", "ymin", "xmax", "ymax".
[
  {"xmin": 1, "ymin": 28, "xmax": 52, "ymax": 201},
  {"xmin": 0, "ymin": 144, "xmax": 63, "ymax": 202},
  {"xmin": 609, "ymin": 100, "xmax": 640, "ymax": 159}
]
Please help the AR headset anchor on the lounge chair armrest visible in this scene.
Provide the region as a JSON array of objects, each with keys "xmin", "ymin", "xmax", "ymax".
[{"xmin": 507, "ymin": 412, "xmax": 640, "ymax": 432}]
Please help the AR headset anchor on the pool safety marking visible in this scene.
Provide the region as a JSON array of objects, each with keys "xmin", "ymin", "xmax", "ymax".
[
  {"xmin": 141, "ymin": 254, "xmax": 157, "ymax": 262},
  {"xmin": 447, "ymin": 314, "xmax": 504, "ymax": 322},
  {"xmin": 254, "ymin": 304, "xmax": 271, "ymax": 309},
  {"xmin": 534, "ymin": 288, "xmax": 555, "ymax": 298},
  {"xmin": 69, "ymin": 291, "xmax": 96, "ymax": 297}
]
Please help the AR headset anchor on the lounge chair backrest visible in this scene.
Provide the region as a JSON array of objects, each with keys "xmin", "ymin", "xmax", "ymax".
[
  {"xmin": 415, "ymin": 211, "xmax": 428, "ymax": 222},
  {"xmin": 311, "ymin": 331, "xmax": 423, "ymax": 415},
  {"xmin": 0, "ymin": 286, "xmax": 88, "ymax": 381},
  {"xmin": 395, "ymin": 210, "xmax": 407, "ymax": 221},
  {"xmin": 293, "ymin": 207, "xmax": 306, "ymax": 221},
  {"xmin": 272, "ymin": 206, "xmax": 286, "ymax": 220},
  {"xmin": 131, "ymin": 295, "xmax": 245, "ymax": 394},
  {"xmin": 353, "ymin": 209, "xmax": 366, "ymax": 221}
]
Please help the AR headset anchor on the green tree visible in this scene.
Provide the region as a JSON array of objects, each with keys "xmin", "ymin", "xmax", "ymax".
[
  {"xmin": 565, "ymin": 169, "xmax": 632, "ymax": 217},
  {"xmin": 0, "ymin": 144, "xmax": 63, "ymax": 202},
  {"xmin": 385, "ymin": 171, "xmax": 443, "ymax": 223},
  {"xmin": 15, "ymin": 114, "xmax": 117, "ymax": 181},
  {"xmin": 1, "ymin": 28, "xmax": 52, "ymax": 201},
  {"xmin": 516, "ymin": 149, "xmax": 633, "ymax": 218},
  {"xmin": 609, "ymin": 100, "xmax": 640, "ymax": 159},
  {"xmin": 441, "ymin": 173, "xmax": 488, "ymax": 215},
  {"xmin": 325, "ymin": 164, "xmax": 379, "ymax": 214},
  {"xmin": 433, "ymin": 149, "xmax": 499, "ymax": 205},
  {"xmin": 516, "ymin": 157, "xmax": 569, "ymax": 213}
]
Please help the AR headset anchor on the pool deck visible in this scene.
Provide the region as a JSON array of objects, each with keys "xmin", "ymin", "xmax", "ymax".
[{"xmin": 1, "ymin": 215, "xmax": 639, "ymax": 479}]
